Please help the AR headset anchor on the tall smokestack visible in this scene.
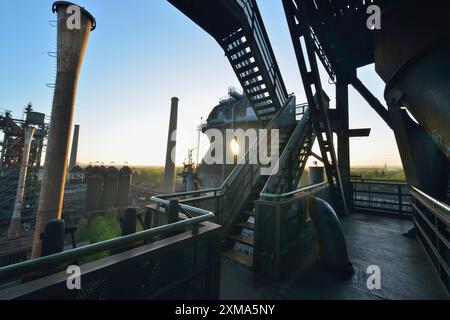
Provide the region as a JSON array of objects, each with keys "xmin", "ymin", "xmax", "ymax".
[
  {"xmin": 163, "ymin": 97, "xmax": 178, "ymax": 193},
  {"xmin": 32, "ymin": 2, "xmax": 96, "ymax": 258},
  {"xmin": 8, "ymin": 127, "xmax": 35, "ymax": 239},
  {"xmin": 69, "ymin": 124, "xmax": 80, "ymax": 170}
]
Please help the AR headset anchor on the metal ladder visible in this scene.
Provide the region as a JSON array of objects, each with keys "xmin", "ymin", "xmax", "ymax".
[{"xmin": 282, "ymin": 0, "xmax": 348, "ymax": 215}]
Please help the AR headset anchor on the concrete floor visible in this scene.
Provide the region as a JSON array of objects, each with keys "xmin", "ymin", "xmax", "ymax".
[{"xmin": 220, "ymin": 213, "xmax": 449, "ymax": 300}]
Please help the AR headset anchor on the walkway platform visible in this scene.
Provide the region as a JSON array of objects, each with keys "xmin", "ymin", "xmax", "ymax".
[{"xmin": 220, "ymin": 213, "xmax": 449, "ymax": 300}]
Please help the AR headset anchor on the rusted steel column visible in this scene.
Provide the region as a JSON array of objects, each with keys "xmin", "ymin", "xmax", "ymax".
[
  {"xmin": 8, "ymin": 127, "xmax": 35, "ymax": 239},
  {"xmin": 32, "ymin": 2, "xmax": 96, "ymax": 258}
]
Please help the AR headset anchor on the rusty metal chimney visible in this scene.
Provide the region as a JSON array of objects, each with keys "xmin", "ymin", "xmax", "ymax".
[
  {"xmin": 7, "ymin": 127, "xmax": 35, "ymax": 239},
  {"xmin": 69, "ymin": 124, "xmax": 80, "ymax": 170},
  {"xmin": 163, "ymin": 97, "xmax": 178, "ymax": 193},
  {"xmin": 31, "ymin": 2, "xmax": 96, "ymax": 258}
]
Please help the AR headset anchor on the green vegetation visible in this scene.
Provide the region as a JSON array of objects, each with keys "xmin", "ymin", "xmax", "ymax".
[
  {"xmin": 74, "ymin": 209, "xmax": 121, "ymax": 262},
  {"xmin": 132, "ymin": 166, "xmax": 183, "ymax": 187},
  {"xmin": 351, "ymin": 167, "xmax": 406, "ymax": 181}
]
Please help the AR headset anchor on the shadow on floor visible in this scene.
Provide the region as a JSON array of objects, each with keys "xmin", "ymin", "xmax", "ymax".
[{"xmin": 220, "ymin": 213, "xmax": 449, "ymax": 300}]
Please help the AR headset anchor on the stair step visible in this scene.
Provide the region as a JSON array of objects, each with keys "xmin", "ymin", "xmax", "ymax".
[
  {"xmin": 236, "ymin": 61, "xmax": 258, "ymax": 72},
  {"xmin": 237, "ymin": 222, "xmax": 255, "ymax": 230},
  {"xmin": 232, "ymin": 52, "xmax": 254, "ymax": 66},
  {"xmin": 223, "ymin": 250, "xmax": 253, "ymax": 268},
  {"xmin": 243, "ymin": 210, "xmax": 255, "ymax": 217},
  {"xmin": 227, "ymin": 43, "xmax": 249, "ymax": 57},
  {"xmin": 241, "ymin": 71, "xmax": 261, "ymax": 83},
  {"xmin": 228, "ymin": 234, "xmax": 254, "ymax": 246},
  {"xmin": 224, "ymin": 30, "xmax": 246, "ymax": 45}
]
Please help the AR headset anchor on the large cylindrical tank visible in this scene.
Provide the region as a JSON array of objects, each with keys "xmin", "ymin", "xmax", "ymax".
[
  {"xmin": 309, "ymin": 166, "xmax": 325, "ymax": 185},
  {"xmin": 117, "ymin": 166, "xmax": 132, "ymax": 208},
  {"xmin": 374, "ymin": 1, "xmax": 450, "ymax": 159},
  {"xmin": 85, "ymin": 166, "xmax": 103, "ymax": 213},
  {"xmin": 101, "ymin": 166, "xmax": 119, "ymax": 209}
]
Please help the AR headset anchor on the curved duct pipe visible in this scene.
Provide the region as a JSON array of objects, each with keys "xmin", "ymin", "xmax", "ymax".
[
  {"xmin": 375, "ymin": 1, "xmax": 450, "ymax": 159},
  {"xmin": 32, "ymin": 2, "xmax": 96, "ymax": 258},
  {"xmin": 306, "ymin": 196, "xmax": 353, "ymax": 276}
]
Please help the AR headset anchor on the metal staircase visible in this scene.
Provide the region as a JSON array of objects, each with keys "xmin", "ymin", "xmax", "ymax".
[
  {"xmin": 282, "ymin": 0, "xmax": 348, "ymax": 215},
  {"xmin": 262, "ymin": 107, "xmax": 314, "ymax": 195},
  {"xmin": 168, "ymin": 0, "xmax": 288, "ymax": 120},
  {"xmin": 224, "ymin": 105, "xmax": 315, "ymax": 267},
  {"xmin": 165, "ymin": 0, "xmax": 347, "ymax": 268}
]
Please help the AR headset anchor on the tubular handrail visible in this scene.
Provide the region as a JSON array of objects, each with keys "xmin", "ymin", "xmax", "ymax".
[
  {"xmin": 260, "ymin": 107, "xmax": 311, "ymax": 195},
  {"xmin": 150, "ymin": 196, "xmax": 215, "ymax": 217},
  {"xmin": 218, "ymin": 95, "xmax": 296, "ymax": 192},
  {"xmin": 0, "ymin": 208, "xmax": 214, "ymax": 280},
  {"xmin": 156, "ymin": 188, "xmax": 220, "ymax": 200},
  {"xmin": 260, "ymin": 181, "xmax": 328, "ymax": 200},
  {"xmin": 410, "ymin": 186, "xmax": 450, "ymax": 226}
]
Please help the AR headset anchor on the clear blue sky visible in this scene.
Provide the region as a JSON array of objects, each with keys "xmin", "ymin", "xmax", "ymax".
[{"xmin": 0, "ymin": 0, "xmax": 401, "ymax": 167}]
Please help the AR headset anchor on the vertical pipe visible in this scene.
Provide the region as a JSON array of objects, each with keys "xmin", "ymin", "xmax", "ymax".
[
  {"xmin": 32, "ymin": 2, "xmax": 95, "ymax": 258},
  {"xmin": 68, "ymin": 124, "xmax": 80, "ymax": 170},
  {"xmin": 336, "ymin": 77, "xmax": 351, "ymax": 209},
  {"xmin": 163, "ymin": 97, "xmax": 178, "ymax": 193},
  {"xmin": 8, "ymin": 127, "xmax": 35, "ymax": 239}
]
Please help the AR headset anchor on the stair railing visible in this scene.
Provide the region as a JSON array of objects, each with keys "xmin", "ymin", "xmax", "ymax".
[{"xmin": 260, "ymin": 106, "xmax": 313, "ymax": 196}]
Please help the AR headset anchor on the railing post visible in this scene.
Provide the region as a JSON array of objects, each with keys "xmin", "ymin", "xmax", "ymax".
[{"xmin": 398, "ymin": 185, "xmax": 403, "ymax": 214}]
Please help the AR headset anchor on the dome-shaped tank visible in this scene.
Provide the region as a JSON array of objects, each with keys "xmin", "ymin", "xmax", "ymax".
[
  {"xmin": 116, "ymin": 166, "xmax": 132, "ymax": 207},
  {"xmin": 101, "ymin": 166, "xmax": 119, "ymax": 209},
  {"xmin": 85, "ymin": 166, "xmax": 103, "ymax": 212}
]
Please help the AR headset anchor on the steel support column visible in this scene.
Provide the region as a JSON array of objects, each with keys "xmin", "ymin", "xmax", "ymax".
[
  {"xmin": 282, "ymin": 0, "xmax": 348, "ymax": 215},
  {"xmin": 336, "ymin": 75, "xmax": 351, "ymax": 210}
]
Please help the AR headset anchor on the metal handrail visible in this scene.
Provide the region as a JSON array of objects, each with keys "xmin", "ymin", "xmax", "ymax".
[
  {"xmin": 0, "ymin": 207, "xmax": 214, "ymax": 279},
  {"xmin": 410, "ymin": 186, "xmax": 450, "ymax": 226},
  {"xmin": 219, "ymin": 95, "xmax": 295, "ymax": 192},
  {"xmin": 260, "ymin": 107, "xmax": 311, "ymax": 194},
  {"xmin": 260, "ymin": 181, "xmax": 328, "ymax": 200}
]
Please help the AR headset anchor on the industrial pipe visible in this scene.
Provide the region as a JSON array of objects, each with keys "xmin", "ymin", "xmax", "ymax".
[
  {"xmin": 375, "ymin": 1, "xmax": 450, "ymax": 159},
  {"xmin": 306, "ymin": 196, "xmax": 353, "ymax": 276},
  {"xmin": 7, "ymin": 127, "xmax": 35, "ymax": 239},
  {"xmin": 32, "ymin": 2, "xmax": 95, "ymax": 258},
  {"xmin": 163, "ymin": 97, "xmax": 179, "ymax": 193}
]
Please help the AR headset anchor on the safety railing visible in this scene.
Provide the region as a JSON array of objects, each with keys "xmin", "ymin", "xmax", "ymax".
[
  {"xmin": 410, "ymin": 187, "xmax": 449, "ymax": 292},
  {"xmin": 260, "ymin": 106, "xmax": 311, "ymax": 195},
  {"xmin": 255, "ymin": 182, "xmax": 330, "ymax": 279},
  {"xmin": 351, "ymin": 178, "xmax": 413, "ymax": 216},
  {"xmin": 0, "ymin": 200, "xmax": 214, "ymax": 285}
]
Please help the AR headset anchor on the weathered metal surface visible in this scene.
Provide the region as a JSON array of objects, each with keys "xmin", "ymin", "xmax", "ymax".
[
  {"xmin": 375, "ymin": 2, "xmax": 450, "ymax": 159},
  {"xmin": 306, "ymin": 196, "xmax": 353, "ymax": 276},
  {"xmin": 32, "ymin": 2, "xmax": 95, "ymax": 258}
]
